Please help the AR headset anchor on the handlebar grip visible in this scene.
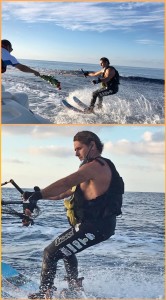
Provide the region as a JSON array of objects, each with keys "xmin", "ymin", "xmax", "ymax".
[{"xmin": 10, "ymin": 179, "xmax": 24, "ymax": 194}]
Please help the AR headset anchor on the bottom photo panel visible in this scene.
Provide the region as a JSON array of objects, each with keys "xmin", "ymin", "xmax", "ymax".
[{"xmin": 1, "ymin": 125, "xmax": 165, "ymax": 299}]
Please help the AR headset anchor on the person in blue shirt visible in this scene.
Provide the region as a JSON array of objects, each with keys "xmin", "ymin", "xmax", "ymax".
[{"xmin": 1, "ymin": 39, "xmax": 40, "ymax": 76}]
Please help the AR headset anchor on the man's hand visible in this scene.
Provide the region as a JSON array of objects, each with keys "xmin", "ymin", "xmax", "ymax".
[
  {"xmin": 23, "ymin": 191, "xmax": 42, "ymax": 213},
  {"xmin": 23, "ymin": 191, "xmax": 34, "ymax": 200},
  {"xmin": 92, "ymin": 78, "xmax": 101, "ymax": 85},
  {"xmin": 83, "ymin": 71, "xmax": 89, "ymax": 77}
]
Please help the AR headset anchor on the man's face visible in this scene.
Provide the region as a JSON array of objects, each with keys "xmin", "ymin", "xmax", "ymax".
[
  {"xmin": 8, "ymin": 45, "xmax": 13, "ymax": 53},
  {"xmin": 4, "ymin": 44, "xmax": 13, "ymax": 53},
  {"xmin": 100, "ymin": 60, "xmax": 107, "ymax": 68},
  {"xmin": 74, "ymin": 141, "xmax": 90, "ymax": 161},
  {"xmin": 2, "ymin": 44, "xmax": 13, "ymax": 53}
]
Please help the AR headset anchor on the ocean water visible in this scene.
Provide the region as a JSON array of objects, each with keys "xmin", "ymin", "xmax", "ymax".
[
  {"xmin": 2, "ymin": 188, "xmax": 164, "ymax": 298},
  {"xmin": 2, "ymin": 59, "xmax": 164, "ymax": 124}
]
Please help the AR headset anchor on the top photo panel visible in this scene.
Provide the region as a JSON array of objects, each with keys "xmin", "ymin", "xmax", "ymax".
[{"xmin": 1, "ymin": 1, "xmax": 164, "ymax": 125}]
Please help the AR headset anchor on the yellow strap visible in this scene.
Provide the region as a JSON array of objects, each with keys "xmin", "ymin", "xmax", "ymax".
[
  {"xmin": 64, "ymin": 198, "xmax": 74, "ymax": 209},
  {"xmin": 63, "ymin": 186, "xmax": 77, "ymax": 226},
  {"xmin": 71, "ymin": 186, "xmax": 76, "ymax": 192},
  {"xmin": 64, "ymin": 186, "xmax": 76, "ymax": 209},
  {"xmin": 66, "ymin": 209, "xmax": 77, "ymax": 226}
]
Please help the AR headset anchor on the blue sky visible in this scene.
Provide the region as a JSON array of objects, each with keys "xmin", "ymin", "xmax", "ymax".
[
  {"xmin": 2, "ymin": 1, "xmax": 164, "ymax": 68},
  {"xmin": 2, "ymin": 125, "xmax": 165, "ymax": 193}
]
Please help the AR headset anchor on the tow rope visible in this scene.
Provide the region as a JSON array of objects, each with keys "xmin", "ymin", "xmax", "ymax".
[{"xmin": 1, "ymin": 179, "xmax": 40, "ymax": 226}]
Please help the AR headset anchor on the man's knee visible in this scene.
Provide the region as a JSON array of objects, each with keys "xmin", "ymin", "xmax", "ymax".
[
  {"xmin": 92, "ymin": 90, "xmax": 99, "ymax": 98},
  {"xmin": 43, "ymin": 241, "xmax": 59, "ymax": 261},
  {"xmin": 43, "ymin": 246, "xmax": 51, "ymax": 260}
]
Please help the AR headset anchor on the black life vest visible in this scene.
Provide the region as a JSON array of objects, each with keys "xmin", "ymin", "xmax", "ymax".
[
  {"xmin": 102, "ymin": 66, "xmax": 120, "ymax": 89},
  {"xmin": 1, "ymin": 60, "xmax": 6, "ymax": 73},
  {"xmin": 73, "ymin": 157, "xmax": 124, "ymax": 223}
]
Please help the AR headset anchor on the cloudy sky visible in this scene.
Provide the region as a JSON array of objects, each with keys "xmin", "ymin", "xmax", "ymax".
[
  {"xmin": 2, "ymin": 1, "xmax": 164, "ymax": 68},
  {"xmin": 2, "ymin": 125, "xmax": 165, "ymax": 193}
]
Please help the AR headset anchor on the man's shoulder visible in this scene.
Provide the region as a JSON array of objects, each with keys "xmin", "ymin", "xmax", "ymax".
[
  {"xmin": 2, "ymin": 49, "xmax": 19, "ymax": 66},
  {"xmin": 2, "ymin": 48, "xmax": 9, "ymax": 57},
  {"xmin": 107, "ymin": 66, "xmax": 116, "ymax": 71}
]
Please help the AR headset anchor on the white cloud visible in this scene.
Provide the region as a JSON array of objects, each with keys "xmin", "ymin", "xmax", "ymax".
[
  {"xmin": 4, "ymin": 158, "xmax": 28, "ymax": 164},
  {"xmin": 105, "ymin": 129, "xmax": 164, "ymax": 159},
  {"xmin": 143, "ymin": 131, "xmax": 154, "ymax": 142},
  {"xmin": 29, "ymin": 145, "xmax": 73, "ymax": 157},
  {"xmin": 136, "ymin": 39, "xmax": 162, "ymax": 46},
  {"xmin": 2, "ymin": 125, "xmax": 99, "ymax": 139},
  {"xmin": 2, "ymin": 2, "xmax": 164, "ymax": 33},
  {"xmin": 142, "ymin": 130, "xmax": 165, "ymax": 142},
  {"xmin": 121, "ymin": 162, "xmax": 164, "ymax": 172}
]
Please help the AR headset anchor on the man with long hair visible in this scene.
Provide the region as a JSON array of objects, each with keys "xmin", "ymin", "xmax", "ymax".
[
  {"xmin": 83, "ymin": 57, "xmax": 120, "ymax": 113},
  {"xmin": 23, "ymin": 131, "xmax": 124, "ymax": 299}
]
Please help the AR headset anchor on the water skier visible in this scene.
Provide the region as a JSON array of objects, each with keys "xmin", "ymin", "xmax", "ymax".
[
  {"xmin": 83, "ymin": 57, "xmax": 120, "ymax": 113},
  {"xmin": 23, "ymin": 131, "xmax": 124, "ymax": 299}
]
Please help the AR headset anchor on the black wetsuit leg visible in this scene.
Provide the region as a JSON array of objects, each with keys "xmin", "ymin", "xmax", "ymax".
[
  {"xmin": 90, "ymin": 86, "xmax": 118, "ymax": 107},
  {"xmin": 63, "ymin": 254, "xmax": 78, "ymax": 281},
  {"xmin": 39, "ymin": 216, "xmax": 116, "ymax": 291}
]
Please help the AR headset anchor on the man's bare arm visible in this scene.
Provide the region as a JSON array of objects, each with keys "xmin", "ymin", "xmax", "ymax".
[
  {"xmin": 41, "ymin": 162, "xmax": 96, "ymax": 199},
  {"xmin": 102, "ymin": 68, "xmax": 115, "ymax": 83},
  {"xmin": 88, "ymin": 70, "xmax": 103, "ymax": 77},
  {"xmin": 48, "ymin": 189, "xmax": 73, "ymax": 200},
  {"xmin": 15, "ymin": 63, "xmax": 40, "ymax": 76}
]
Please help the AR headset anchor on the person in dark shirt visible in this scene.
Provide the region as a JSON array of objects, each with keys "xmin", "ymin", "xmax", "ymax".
[
  {"xmin": 23, "ymin": 131, "xmax": 124, "ymax": 299},
  {"xmin": 83, "ymin": 57, "xmax": 120, "ymax": 113}
]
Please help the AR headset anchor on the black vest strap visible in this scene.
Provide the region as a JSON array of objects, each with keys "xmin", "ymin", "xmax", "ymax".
[
  {"xmin": 73, "ymin": 157, "xmax": 124, "ymax": 222},
  {"xmin": 103, "ymin": 66, "xmax": 120, "ymax": 85}
]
